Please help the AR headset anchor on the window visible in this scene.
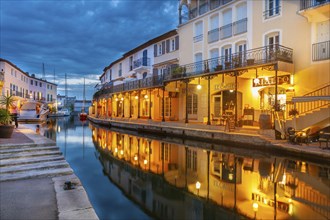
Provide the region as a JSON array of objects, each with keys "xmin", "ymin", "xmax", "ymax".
[
  {"xmin": 222, "ymin": 46, "xmax": 232, "ymax": 62},
  {"xmin": 235, "ymin": 42, "xmax": 247, "ymax": 66},
  {"xmin": 158, "ymin": 43, "xmax": 163, "ymax": 55},
  {"xmin": 264, "ymin": 0, "xmax": 280, "ymax": 19},
  {"xmin": 171, "ymin": 39, "xmax": 175, "ymax": 51},
  {"xmin": 51, "ymin": 85, "xmax": 52, "ymax": 90},
  {"xmin": 210, "ymin": 49, "xmax": 219, "ymax": 70},
  {"xmin": 195, "ymin": 53, "xmax": 203, "ymax": 73},
  {"xmin": 161, "ymin": 97, "xmax": 172, "ymax": 117},
  {"xmin": 35, "ymin": 81, "xmax": 37, "ymax": 86},
  {"xmin": 129, "ymin": 56, "xmax": 133, "ymax": 71},
  {"xmin": 119, "ymin": 63, "xmax": 122, "ymax": 76},
  {"xmin": 187, "ymin": 93, "xmax": 198, "ymax": 115},
  {"xmin": 194, "ymin": 21, "xmax": 203, "ymax": 42},
  {"xmin": 208, "ymin": 14, "xmax": 219, "ymax": 43},
  {"xmin": 40, "ymin": 82, "xmax": 42, "ymax": 87}
]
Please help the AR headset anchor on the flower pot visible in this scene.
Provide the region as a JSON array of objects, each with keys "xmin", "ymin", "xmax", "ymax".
[{"xmin": 0, "ymin": 125, "xmax": 15, "ymax": 138}]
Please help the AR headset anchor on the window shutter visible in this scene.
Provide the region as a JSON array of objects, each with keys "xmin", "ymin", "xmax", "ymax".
[
  {"xmin": 162, "ymin": 41, "xmax": 165, "ymax": 55},
  {"xmin": 175, "ymin": 36, "xmax": 179, "ymax": 50},
  {"xmin": 166, "ymin": 40, "xmax": 170, "ymax": 53},
  {"xmin": 154, "ymin": 44, "xmax": 157, "ymax": 57}
]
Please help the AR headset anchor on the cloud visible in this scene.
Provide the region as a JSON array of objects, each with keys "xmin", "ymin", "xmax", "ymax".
[{"xmin": 1, "ymin": 0, "xmax": 178, "ymax": 100}]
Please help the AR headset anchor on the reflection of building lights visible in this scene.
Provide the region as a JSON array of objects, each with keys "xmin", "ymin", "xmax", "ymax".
[
  {"xmin": 228, "ymin": 173, "xmax": 234, "ymax": 180},
  {"xmin": 121, "ymin": 97, "xmax": 124, "ymax": 101},
  {"xmin": 197, "ymin": 84, "xmax": 202, "ymax": 90},
  {"xmin": 115, "ymin": 98, "xmax": 118, "ymax": 101},
  {"xmin": 134, "ymin": 155, "xmax": 138, "ymax": 161},
  {"xmin": 253, "ymin": 202, "xmax": 258, "ymax": 219},
  {"xmin": 144, "ymin": 95, "xmax": 148, "ymax": 99},
  {"xmin": 288, "ymin": 199, "xmax": 293, "ymax": 215},
  {"xmin": 280, "ymin": 173, "xmax": 287, "ymax": 185},
  {"xmin": 120, "ymin": 149, "xmax": 123, "ymax": 155},
  {"xmin": 144, "ymin": 159, "xmax": 148, "ymax": 165},
  {"xmin": 135, "ymin": 95, "xmax": 138, "ymax": 100},
  {"xmin": 265, "ymin": 76, "xmax": 269, "ymax": 81},
  {"xmin": 263, "ymin": 198, "xmax": 268, "ymax": 205},
  {"xmin": 115, "ymin": 148, "xmax": 118, "ymax": 153},
  {"xmin": 195, "ymin": 181, "xmax": 201, "ymax": 195},
  {"xmin": 57, "ymin": 126, "xmax": 61, "ymax": 133}
]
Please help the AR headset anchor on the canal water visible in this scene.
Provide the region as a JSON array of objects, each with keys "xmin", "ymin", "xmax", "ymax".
[{"xmin": 32, "ymin": 116, "xmax": 329, "ymax": 220}]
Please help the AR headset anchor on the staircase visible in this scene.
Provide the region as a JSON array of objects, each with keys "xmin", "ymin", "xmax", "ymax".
[
  {"xmin": 285, "ymin": 84, "xmax": 330, "ymax": 131},
  {"xmin": 0, "ymin": 143, "xmax": 73, "ymax": 182}
]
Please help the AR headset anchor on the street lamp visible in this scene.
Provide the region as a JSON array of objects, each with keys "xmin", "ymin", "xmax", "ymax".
[
  {"xmin": 253, "ymin": 202, "xmax": 258, "ymax": 219},
  {"xmin": 196, "ymin": 181, "xmax": 201, "ymax": 196}
]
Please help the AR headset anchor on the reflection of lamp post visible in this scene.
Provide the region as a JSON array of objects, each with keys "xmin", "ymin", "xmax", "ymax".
[
  {"xmin": 196, "ymin": 181, "xmax": 201, "ymax": 196},
  {"xmin": 144, "ymin": 159, "xmax": 147, "ymax": 170},
  {"xmin": 253, "ymin": 202, "xmax": 258, "ymax": 219}
]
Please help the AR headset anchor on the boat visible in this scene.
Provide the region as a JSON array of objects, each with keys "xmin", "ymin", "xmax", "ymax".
[
  {"xmin": 49, "ymin": 108, "xmax": 70, "ymax": 117},
  {"xmin": 79, "ymin": 77, "xmax": 88, "ymax": 121},
  {"xmin": 18, "ymin": 101, "xmax": 49, "ymax": 123}
]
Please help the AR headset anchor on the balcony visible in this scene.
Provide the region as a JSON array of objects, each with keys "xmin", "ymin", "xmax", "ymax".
[
  {"xmin": 299, "ymin": 0, "xmax": 330, "ymax": 22},
  {"xmin": 219, "ymin": 18, "xmax": 247, "ymax": 40},
  {"xmin": 164, "ymin": 44, "xmax": 293, "ymax": 81},
  {"xmin": 93, "ymin": 75, "xmax": 163, "ymax": 99},
  {"xmin": 312, "ymin": 41, "xmax": 330, "ymax": 61},
  {"xmin": 133, "ymin": 57, "xmax": 151, "ymax": 72},
  {"xmin": 219, "ymin": 23, "xmax": 232, "ymax": 39},
  {"xmin": 194, "ymin": 34, "xmax": 203, "ymax": 43},
  {"xmin": 208, "ymin": 28, "xmax": 219, "ymax": 43},
  {"xmin": 179, "ymin": 0, "xmax": 233, "ymax": 25}
]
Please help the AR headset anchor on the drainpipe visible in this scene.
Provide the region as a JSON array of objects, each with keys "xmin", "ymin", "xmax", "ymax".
[
  {"xmin": 185, "ymin": 80, "xmax": 189, "ymax": 124},
  {"xmin": 129, "ymin": 93, "xmax": 131, "ymax": 118},
  {"xmin": 235, "ymin": 72, "xmax": 238, "ymax": 125},
  {"xmin": 162, "ymin": 85, "xmax": 165, "ymax": 122},
  {"xmin": 149, "ymin": 89, "xmax": 152, "ymax": 119},
  {"xmin": 207, "ymin": 76, "xmax": 211, "ymax": 125}
]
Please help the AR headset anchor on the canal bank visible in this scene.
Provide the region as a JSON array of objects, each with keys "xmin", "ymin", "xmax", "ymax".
[
  {"xmin": 0, "ymin": 125, "xmax": 98, "ymax": 220},
  {"xmin": 88, "ymin": 116, "xmax": 330, "ymax": 163}
]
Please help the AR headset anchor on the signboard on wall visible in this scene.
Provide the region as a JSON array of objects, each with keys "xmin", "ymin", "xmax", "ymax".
[
  {"xmin": 252, "ymin": 74, "xmax": 290, "ymax": 87},
  {"xmin": 214, "ymin": 83, "xmax": 236, "ymax": 91}
]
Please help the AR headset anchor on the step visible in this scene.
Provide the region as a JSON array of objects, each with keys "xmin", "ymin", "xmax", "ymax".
[
  {"xmin": 0, "ymin": 160, "xmax": 70, "ymax": 174},
  {"xmin": 0, "ymin": 143, "xmax": 56, "ymax": 150},
  {"xmin": 0, "ymin": 167, "xmax": 73, "ymax": 182},
  {"xmin": 0, "ymin": 146, "xmax": 59, "ymax": 154},
  {"xmin": 0, "ymin": 150, "xmax": 62, "ymax": 160},
  {"xmin": 0, "ymin": 155, "xmax": 65, "ymax": 167}
]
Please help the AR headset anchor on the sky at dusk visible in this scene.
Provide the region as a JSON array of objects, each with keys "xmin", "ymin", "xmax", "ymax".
[{"xmin": 0, "ymin": 0, "xmax": 179, "ymax": 100}]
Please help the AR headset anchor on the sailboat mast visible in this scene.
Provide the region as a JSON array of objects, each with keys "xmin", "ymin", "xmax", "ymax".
[{"xmin": 65, "ymin": 73, "xmax": 68, "ymax": 108}]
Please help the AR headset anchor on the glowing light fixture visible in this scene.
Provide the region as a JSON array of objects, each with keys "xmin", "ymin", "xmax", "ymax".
[
  {"xmin": 121, "ymin": 97, "xmax": 124, "ymax": 101},
  {"xmin": 197, "ymin": 78, "xmax": 202, "ymax": 90},
  {"xmin": 195, "ymin": 181, "xmax": 201, "ymax": 195},
  {"xmin": 144, "ymin": 94, "xmax": 148, "ymax": 99},
  {"xmin": 115, "ymin": 98, "xmax": 118, "ymax": 101},
  {"xmin": 135, "ymin": 95, "xmax": 138, "ymax": 100}
]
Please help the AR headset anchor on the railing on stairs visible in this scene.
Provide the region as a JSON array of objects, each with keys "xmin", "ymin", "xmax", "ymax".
[{"xmin": 286, "ymin": 84, "xmax": 330, "ymax": 119}]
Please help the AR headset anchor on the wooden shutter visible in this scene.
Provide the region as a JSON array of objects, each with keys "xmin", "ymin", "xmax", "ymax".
[
  {"xmin": 153, "ymin": 68, "xmax": 158, "ymax": 76},
  {"xmin": 166, "ymin": 40, "xmax": 170, "ymax": 53},
  {"xmin": 162, "ymin": 41, "xmax": 165, "ymax": 55},
  {"xmin": 175, "ymin": 36, "xmax": 179, "ymax": 50},
  {"xmin": 154, "ymin": 44, "xmax": 157, "ymax": 57}
]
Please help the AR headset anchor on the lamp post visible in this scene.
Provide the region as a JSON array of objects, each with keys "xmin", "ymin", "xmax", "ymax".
[
  {"xmin": 253, "ymin": 202, "xmax": 258, "ymax": 220},
  {"xmin": 196, "ymin": 181, "xmax": 201, "ymax": 196}
]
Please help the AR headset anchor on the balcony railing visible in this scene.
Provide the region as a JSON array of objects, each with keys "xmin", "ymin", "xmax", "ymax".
[
  {"xmin": 220, "ymin": 23, "xmax": 232, "ymax": 39},
  {"xmin": 133, "ymin": 57, "xmax": 151, "ymax": 69},
  {"xmin": 164, "ymin": 44, "xmax": 293, "ymax": 81},
  {"xmin": 93, "ymin": 75, "xmax": 163, "ymax": 99},
  {"xmin": 233, "ymin": 18, "xmax": 248, "ymax": 35},
  {"xmin": 312, "ymin": 41, "xmax": 330, "ymax": 61},
  {"xmin": 263, "ymin": 6, "xmax": 281, "ymax": 19},
  {"xmin": 210, "ymin": 18, "xmax": 247, "ymax": 43},
  {"xmin": 94, "ymin": 45, "xmax": 293, "ymax": 99},
  {"xmin": 208, "ymin": 28, "xmax": 219, "ymax": 43},
  {"xmin": 300, "ymin": 0, "xmax": 329, "ymax": 10},
  {"xmin": 194, "ymin": 34, "xmax": 203, "ymax": 43},
  {"xmin": 179, "ymin": 0, "xmax": 233, "ymax": 24}
]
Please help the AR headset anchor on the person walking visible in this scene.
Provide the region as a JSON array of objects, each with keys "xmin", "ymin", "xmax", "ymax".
[{"xmin": 11, "ymin": 106, "xmax": 19, "ymax": 128}]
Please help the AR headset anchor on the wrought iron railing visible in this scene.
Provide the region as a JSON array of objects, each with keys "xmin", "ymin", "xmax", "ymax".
[
  {"xmin": 133, "ymin": 58, "xmax": 151, "ymax": 69},
  {"xmin": 93, "ymin": 75, "xmax": 163, "ymax": 99},
  {"xmin": 165, "ymin": 44, "xmax": 293, "ymax": 81},
  {"xmin": 300, "ymin": 0, "xmax": 329, "ymax": 10},
  {"xmin": 94, "ymin": 44, "xmax": 293, "ymax": 99},
  {"xmin": 312, "ymin": 41, "xmax": 330, "ymax": 61}
]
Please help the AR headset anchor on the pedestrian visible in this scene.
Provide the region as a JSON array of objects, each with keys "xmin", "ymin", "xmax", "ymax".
[{"xmin": 11, "ymin": 106, "xmax": 19, "ymax": 128}]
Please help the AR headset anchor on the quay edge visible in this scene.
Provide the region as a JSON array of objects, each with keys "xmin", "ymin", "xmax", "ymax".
[{"xmin": 88, "ymin": 116, "xmax": 330, "ymax": 164}]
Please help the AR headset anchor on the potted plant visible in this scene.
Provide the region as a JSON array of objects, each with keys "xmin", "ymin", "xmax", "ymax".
[
  {"xmin": 0, "ymin": 95, "xmax": 16, "ymax": 138},
  {"xmin": 289, "ymin": 108, "xmax": 299, "ymax": 117},
  {"xmin": 215, "ymin": 64, "xmax": 223, "ymax": 71}
]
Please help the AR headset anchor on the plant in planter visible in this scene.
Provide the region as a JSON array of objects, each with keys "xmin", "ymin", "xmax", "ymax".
[
  {"xmin": 215, "ymin": 64, "xmax": 223, "ymax": 71},
  {"xmin": 289, "ymin": 108, "xmax": 299, "ymax": 117},
  {"xmin": 0, "ymin": 95, "xmax": 16, "ymax": 138},
  {"xmin": 0, "ymin": 108, "xmax": 15, "ymax": 138}
]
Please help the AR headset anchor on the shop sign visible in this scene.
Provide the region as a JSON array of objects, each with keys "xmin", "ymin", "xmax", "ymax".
[
  {"xmin": 214, "ymin": 83, "xmax": 236, "ymax": 91},
  {"xmin": 252, "ymin": 75, "xmax": 290, "ymax": 87}
]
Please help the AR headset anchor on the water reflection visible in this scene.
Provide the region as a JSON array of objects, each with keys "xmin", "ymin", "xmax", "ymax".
[{"xmin": 90, "ymin": 123, "xmax": 330, "ymax": 220}]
